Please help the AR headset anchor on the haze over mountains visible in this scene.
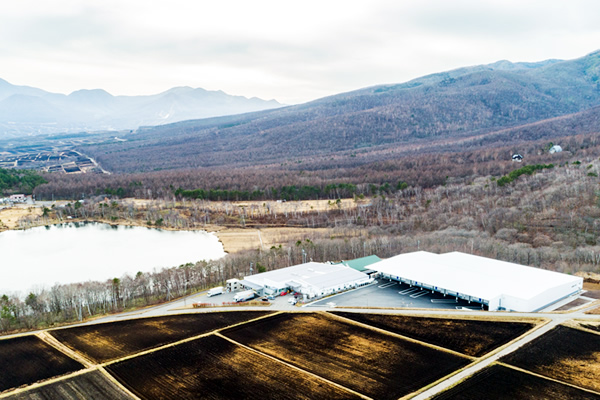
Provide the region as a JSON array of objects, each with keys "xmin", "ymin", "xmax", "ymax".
[
  {"xmin": 0, "ymin": 80, "xmax": 282, "ymax": 137},
  {"xmin": 82, "ymin": 50, "xmax": 600, "ymax": 173}
]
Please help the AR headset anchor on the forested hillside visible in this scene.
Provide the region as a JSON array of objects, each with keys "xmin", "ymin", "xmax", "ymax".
[
  {"xmin": 0, "ymin": 168, "xmax": 46, "ymax": 195},
  {"xmin": 80, "ymin": 51, "xmax": 600, "ymax": 173}
]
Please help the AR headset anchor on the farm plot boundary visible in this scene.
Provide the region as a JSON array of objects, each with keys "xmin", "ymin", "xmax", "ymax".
[
  {"xmin": 501, "ymin": 325, "xmax": 600, "ymax": 393},
  {"xmin": 221, "ymin": 312, "xmax": 470, "ymax": 400},
  {"xmin": 0, "ymin": 335, "xmax": 84, "ymax": 394},
  {"xmin": 1, "ymin": 370, "xmax": 136, "ymax": 400},
  {"xmin": 49, "ymin": 310, "xmax": 275, "ymax": 363},
  {"xmin": 431, "ymin": 364, "xmax": 600, "ymax": 400},
  {"xmin": 106, "ymin": 334, "xmax": 364, "ymax": 400},
  {"xmin": 330, "ymin": 311, "xmax": 538, "ymax": 357}
]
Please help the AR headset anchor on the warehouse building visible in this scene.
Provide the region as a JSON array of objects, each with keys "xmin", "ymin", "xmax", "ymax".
[
  {"xmin": 241, "ymin": 262, "xmax": 373, "ymax": 300},
  {"xmin": 335, "ymin": 255, "xmax": 381, "ymax": 276},
  {"xmin": 371, "ymin": 251, "xmax": 583, "ymax": 312}
]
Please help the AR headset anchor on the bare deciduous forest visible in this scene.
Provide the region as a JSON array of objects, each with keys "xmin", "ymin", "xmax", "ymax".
[
  {"xmin": 3, "ymin": 135, "xmax": 600, "ymax": 334},
  {"xmin": 2, "ymin": 52, "xmax": 600, "ymax": 334}
]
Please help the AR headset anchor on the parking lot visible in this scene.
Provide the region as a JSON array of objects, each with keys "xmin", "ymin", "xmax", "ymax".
[{"xmin": 306, "ymin": 280, "xmax": 486, "ymax": 310}]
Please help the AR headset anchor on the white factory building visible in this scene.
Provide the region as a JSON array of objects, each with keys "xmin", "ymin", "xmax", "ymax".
[
  {"xmin": 370, "ymin": 251, "xmax": 583, "ymax": 312},
  {"xmin": 241, "ymin": 262, "xmax": 373, "ymax": 300}
]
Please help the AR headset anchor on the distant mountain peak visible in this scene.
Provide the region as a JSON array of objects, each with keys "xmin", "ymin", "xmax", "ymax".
[
  {"xmin": 69, "ymin": 88, "xmax": 113, "ymax": 96},
  {"xmin": 0, "ymin": 79, "xmax": 283, "ymax": 136}
]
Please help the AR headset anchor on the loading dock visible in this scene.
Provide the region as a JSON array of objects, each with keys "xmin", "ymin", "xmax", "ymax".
[{"xmin": 370, "ymin": 251, "xmax": 583, "ymax": 312}]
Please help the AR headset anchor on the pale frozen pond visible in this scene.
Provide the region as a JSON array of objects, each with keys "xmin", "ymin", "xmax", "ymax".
[{"xmin": 0, "ymin": 222, "xmax": 225, "ymax": 295}]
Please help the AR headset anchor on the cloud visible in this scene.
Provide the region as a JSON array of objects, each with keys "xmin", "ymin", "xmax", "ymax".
[{"xmin": 1, "ymin": 0, "xmax": 600, "ymax": 104}]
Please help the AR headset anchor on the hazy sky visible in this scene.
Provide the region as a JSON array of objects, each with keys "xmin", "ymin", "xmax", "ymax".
[{"xmin": 1, "ymin": 1, "xmax": 599, "ymax": 104}]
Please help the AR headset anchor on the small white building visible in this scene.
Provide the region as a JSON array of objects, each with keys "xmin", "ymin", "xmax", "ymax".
[
  {"xmin": 370, "ymin": 251, "xmax": 582, "ymax": 312},
  {"xmin": 242, "ymin": 262, "xmax": 372, "ymax": 300},
  {"xmin": 226, "ymin": 278, "xmax": 243, "ymax": 292},
  {"xmin": 549, "ymin": 145, "xmax": 563, "ymax": 154},
  {"xmin": 9, "ymin": 194, "xmax": 26, "ymax": 202}
]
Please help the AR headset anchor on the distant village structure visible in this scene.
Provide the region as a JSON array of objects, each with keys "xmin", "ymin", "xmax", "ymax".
[
  {"xmin": 549, "ymin": 144, "xmax": 563, "ymax": 154},
  {"xmin": 8, "ymin": 194, "xmax": 26, "ymax": 203},
  {"xmin": 370, "ymin": 251, "xmax": 583, "ymax": 312}
]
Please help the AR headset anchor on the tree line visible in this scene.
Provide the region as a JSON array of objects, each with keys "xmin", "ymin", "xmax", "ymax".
[{"xmin": 0, "ymin": 168, "xmax": 47, "ymax": 196}]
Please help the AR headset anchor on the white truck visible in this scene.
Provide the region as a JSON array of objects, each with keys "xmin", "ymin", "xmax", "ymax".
[
  {"xmin": 207, "ymin": 286, "xmax": 224, "ymax": 297},
  {"xmin": 233, "ymin": 290, "xmax": 255, "ymax": 302}
]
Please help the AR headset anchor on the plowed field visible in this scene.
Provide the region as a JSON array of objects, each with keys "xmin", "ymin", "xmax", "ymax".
[
  {"xmin": 4, "ymin": 370, "xmax": 132, "ymax": 400},
  {"xmin": 106, "ymin": 334, "xmax": 362, "ymax": 400},
  {"xmin": 222, "ymin": 312, "xmax": 469, "ymax": 400},
  {"xmin": 0, "ymin": 335, "xmax": 83, "ymax": 393},
  {"xmin": 331, "ymin": 312, "xmax": 535, "ymax": 357},
  {"xmin": 50, "ymin": 311, "xmax": 272, "ymax": 363},
  {"xmin": 431, "ymin": 364, "xmax": 600, "ymax": 400},
  {"xmin": 501, "ymin": 325, "xmax": 600, "ymax": 392}
]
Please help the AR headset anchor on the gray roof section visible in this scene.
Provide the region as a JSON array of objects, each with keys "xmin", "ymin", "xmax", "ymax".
[
  {"xmin": 244, "ymin": 262, "xmax": 369, "ymax": 290},
  {"xmin": 239, "ymin": 279, "xmax": 264, "ymax": 291}
]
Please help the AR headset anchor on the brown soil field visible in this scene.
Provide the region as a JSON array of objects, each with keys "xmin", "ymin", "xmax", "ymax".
[
  {"xmin": 0, "ymin": 335, "xmax": 83, "ymax": 393},
  {"xmin": 106, "ymin": 334, "xmax": 362, "ymax": 400},
  {"xmin": 49, "ymin": 311, "xmax": 272, "ymax": 363},
  {"xmin": 4, "ymin": 370, "xmax": 132, "ymax": 400},
  {"xmin": 222, "ymin": 312, "xmax": 470, "ymax": 400},
  {"xmin": 501, "ymin": 325, "xmax": 600, "ymax": 392},
  {"xmin": 331, "ymin": 311, "xmax": 536, "ymax": 357},
  {"xmin": 432, "ymin": 364, "xmax": 600, "ymax": 400},
  {"xmin": 585, "ymin": 290, "xmax": 600, "ymax": 300},
  {"xmin": 554, "ymin": 298, "xmax": 592, "ymax": 311}
]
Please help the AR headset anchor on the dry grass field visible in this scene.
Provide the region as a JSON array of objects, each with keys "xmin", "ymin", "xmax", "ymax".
[
  {"xmin": 586, "ymin": 306, "xmax": 600, "ymax": 315},
  {"xmin": 501, "ymin": 325, "xmax": 600, "ymax": 392},
  {"xmin": 49, "ymin": 311, "xmax": 272, "ymax": 363},
  {"xmin": 222, "ymin": 312, "xmax": 470, "ymax": 400},
  {"xmin": 4, "ymin": 370, "xmax": 132, "ymax": 400},
  {"xmin": 214, "ymin": 227, "xmax": 332, "ymax": 253},
  {"xmin": 106, "ymin": 334, "xmax": 362, "ymax": 400},
  {"xmin": 331, "ymin": 312, "xmax": 536, "ymax": 357},
  {"xmin": 0, "ymin": 335, "xmax": 83, "ymax": 393},
  {"xmin": 431, "ymin": 364, "xmax": 600, "ymax": 400},
  {"xmin": 0, "ymin": 206, "xmax": 42, "ymax": 230}
]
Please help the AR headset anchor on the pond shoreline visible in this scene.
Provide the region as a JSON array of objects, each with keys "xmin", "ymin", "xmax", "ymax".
[{"xmin": 0, "ymin": 221, "xmax": 226, "ymax": 295}]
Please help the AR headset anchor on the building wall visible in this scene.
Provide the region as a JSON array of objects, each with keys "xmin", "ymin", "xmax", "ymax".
[{"xmin": 500, "ymin": 277, "xmax": 583, "ymax": 312}]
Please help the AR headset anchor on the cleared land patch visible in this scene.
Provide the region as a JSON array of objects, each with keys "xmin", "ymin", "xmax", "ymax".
[
  {"xmin": 585, "ymin": 290, "xmax": 600, "ymax": 300},
  {"xmin": 106, "ymin": 334, "xmax": 362, "ymax": 400},
  {"xmin": 222, "ymin": 312, "xmax": 470, "ymax": 400},
  {"xmin": 4, "ymin": 370, "xmax": 132, "ymax": 400},
  {"xmin": 331, "ymin": 311, "xmax": 536, "ymax": 357},
  {"xmin": 431, "ymin": 364, "xmax": 600, "ymax": 400},
  {"xmin": 49, "ymin": 311, "xmax": 272, "ymax": 363},
  {"xmin": 0, "ymin": 335, "xmax": 83, "ymax": 393},
  {"xmin": 555, "ymin": 298, "xmax": 592, "ymax": 311},
  {"xmin": 501, "ymin": 325, "xmax": 600, "ymax": 392}
]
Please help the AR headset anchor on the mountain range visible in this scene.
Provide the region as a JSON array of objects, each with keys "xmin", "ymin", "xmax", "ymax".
[
  {"xmin": 0, "ymin": 81, "xmax": 282, "ymax": 137},
  {"xmin": 80, "ymin": 50, "xmax": 600, "ymax": 173}
]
